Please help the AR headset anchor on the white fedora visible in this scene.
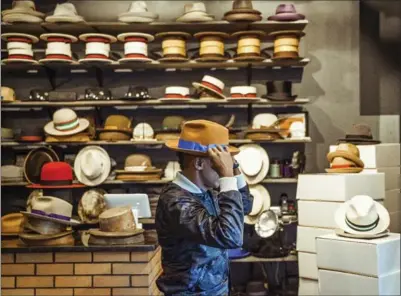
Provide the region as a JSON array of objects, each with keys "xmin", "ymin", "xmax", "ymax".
[
  {"xmin": 117, "ymin": 32, "xmax": 154, "ymax": 63},
  {"xmin": 193, "ymin": 75, "xmax": 226, "ymax": 100},
  {"xmin": 74, "ymin": 146, "xmax": 111, "ymax": 187},
  {"xmin": 44, "ymin": 108, "xmax": 90, "ymax": 136},
  {"xmin": 131, "ymin": 122, "xmax": 156, "ymax": 141},
  {"xmin": 164, "ymin": 161, "xmax": 182, "ymax": 180},
  {"xmin": 176, "ymin": 2, "xmax": 214, "ymax": 23},
  {"xmin": 159, "ymin": 86, "xmax": 194, "ymax": 102},
  {"xmin": 252, "ymin": 113, "xmax": 278, "ymax": 129},
  {"xmin": 118, "ymin": 1, "xmax": 158, "ymax": 23},
  {"xmin": 39, "ymin": 33, "xmax": 78, "ymax": 64},
  {"xmin": 227, "ymin": 86, "xmax": 261, "ymax": 102},
  {"xmin": 335, "ymin": 195, "xmax": 390, "ymax": 236},
  {"xmin": 235, "ymin": 144, "xmax": 269, "ymax": 185},
  {"xmin": 79, "ymin": 33, "xmax": 117, "ymax": 64},
  {"xmin": 45, "ymin": 3, "xmax": 85, "ymax": 23},
  {"xmin": 1, "ymin": 33, "xmax": 39, "ymax": 64},
  {"xmin": 245, "ymin": 185, "xmax": 271, "ymax": 224}
]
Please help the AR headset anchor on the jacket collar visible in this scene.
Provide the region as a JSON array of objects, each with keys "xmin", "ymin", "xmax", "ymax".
[{"xmin": 173, "ymin": 172, "xmax": 203, "ymax": 194}]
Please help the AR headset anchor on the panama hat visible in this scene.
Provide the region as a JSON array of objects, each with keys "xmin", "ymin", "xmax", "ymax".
[
  {"xmin": 74, "ymin": 146, "xmax": 111, "ymax": 186},
  {"xmin": 335, "ymin": 195, "xmax": 390, "ymax": 236},
  {"xmin": 159, "ymin": 86, "xmax": 194, "ymax": 102},
  {"xmin": 227, "ymin": 86, "xmax": 261, "ymax": 102},
  {"xmin": 245, "ymin": 185, "xmax": 271, "ymax": 224},
  {"xmin": 78, "ymin": 189, "xmax": 107, "ymax": 224},
  {"xmin": 39, "ymin": 33, "xmax": 78, "ymax": 64},
  {"xmin": 118, "ymin": 1, "xmax": 159, "ymax": 23},
  {"xmin": 176, "ymin": 2, "xmax": 214, "ymax": 23},
  {"xmin": 193, "ymin": 75, "xmax": 226, "ymax": 99},
  {"xmin": 165, "ymin": 119, "xmax": 239, "ymax": 156},
  {"xmin": 235, "ymin": 144, "xmax": 269, "ymax": 184},
  {"xmin": 44, "ymin": 108, "xmax": 89, "ymax": 136},
  {"xmin": 23, "ymin": 147, "xmax": 59, "ymax": 184},
  {"xmin": 45, "ymin": 3, "xmax": 85, "ymax": 23},
  {"xmin": 2, "ymin": 1, "xmax": 45, "ymax": 18},
  {"xmin": 326, "ymin": 143, "xmax": 364, "ymax": 173},
  {"xmin": 1, "ymin": 213, "xmax": 24, "ymax": 236}
]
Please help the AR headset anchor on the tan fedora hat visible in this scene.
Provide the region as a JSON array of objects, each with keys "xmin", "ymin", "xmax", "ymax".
[
  {"xmin": 78, "ymin": 189, "xmax": 107, "ymax": 224},
  {"xmin": 115, "ymin": 154, "xmax": 162, "ymax": 181},
  {"xmin": 98, "ymin": 115, "xmax": 133, "ymax": 141},
  {"xmin": 1, "ymin": 213, "xmax": 25, "ymax": 236},
  {"xmin": 2, "ymin": 0, "xmax": 45, "ymax": 18},
  {"xmin": 326, "ymin": 143, "xmax": 364, "ymax": 173},
  {"xmin": 165, "ymin": 119, "xmax": 239, "ymax": 156},
  {"xmin": 176, "ymin": 2, "xmax": 214, "ymax": 23}
]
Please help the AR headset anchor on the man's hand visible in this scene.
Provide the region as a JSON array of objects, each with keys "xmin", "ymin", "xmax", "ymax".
[{"xmin": 208, "ymin": 146, "xmax": 234, "ymax": 177}]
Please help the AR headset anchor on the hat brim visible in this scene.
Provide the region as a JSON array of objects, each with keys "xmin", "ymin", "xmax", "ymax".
[
  {"xmin": 115, "ymin": 168, "xmax": 162, "ymax": 174},
  {"xmin": 158, "ymin": 97, "xmax": 195, "ymax": 102},
  {"xmin": 117, "ymin": 32, "xmax": 154, "ymax": 42},
  {"xmin": 226, "ymin": 97, "xmax": 261, "ymax": 102},
  {"xmin": 155, "ymin": 32, "xmax": 191, "ymax": 39},
  {"xmin": 268, "ymin": 30, "xmax": 306, "ymax": 38},
  {"xmin": 176, "ymin": 15, "xmax": 214, "ymax": 23},
  {"xmin": 337, "ymin": 138, "xmax": 381, "ymax": 145},
  {"xmin": 327, "ymin": 150, "xmax": 364, "ymax": 168},
  {"xmin": 2, "ymin": 14, "xmax": 43, "ymax": 23},
  {"xmin": 262, "ymin": 94, "xmax": 298, "ymax": 101},
  {"xmin": 334, "ymin": 228, "xmax": 389, "ymax": 239},
  {"xmin": 2, "ymin": 8, "xmax": 45, "ymax": 18},
  {"xmin": 195, "ymin": 56, "xmax": 228, "ymax": 62},
  {"xmin": 325, "ymin": 167, "xmax": 364, "ymax": 174},
  {"xmin": 334, "ymin": 201, "xmax": 390, "ymax": 235},
  {"xmin": 45, "ymin": 16, "xmax": 85, "ymax": 23},
  {"xmin": 118, "ymin": 16, "xmax": 156, "ymax": 23},
  {"xmin": 233, "ymin": 55, "xmax": 265, "ymax": 62},
  {"xmin": 27, "ymin": 183, "xmax": 85, "ymax": 189},
  {"xmin": 79, "ymin": 33, "xmax": 117, "ymax": 43},
  {"xmin": 2, "ymin": 58, "xmax": 39, "ymax": 64},
  {"xmin": 118, "ymin": 11, "xmax": 158, "ymax": 20},
  {"xmin": 118, "ymin": 57, "xmax": 153, "ymax": 63},
  {"xmin": 165, "ymin": 139, "xmax": 239, "ymax": 156},
  {"xmin": 44, "ymin": 118, "xmax": 89, "ymax": 136},
  {"xmin": 23, "ymin": 146, "xmax": 59, "ymax": 183},
  {"xmin": 78, "ymin": 58, "xmax": 115, "ymax": 64},
  {"xmin": 74, "ymin": 146, "xmax": 111, "ymax": 187},
  {"xmin": 40, "ymin": 33, "xmax": 78, "ymax": 42},
  {"xmin": 236, "ymin": 144, "xmax": 270, "ymax": 185},
  {"xmin": 21, "ymin": 211, "xmax": 81, "ymax": 226},
  {"xmin": 158, "ymin": 57, "xmax": 189, "ymax": 63},
  {"xmin": 192, "ymin": 82, "xmax": 226, "ymax": 99},
  {"xmin": 39, "ymin": 58, "xmax": 79, "ymax": 64},
  {"xmin": 223, "ymin": 13, "xmax": 262, "ymax": 22},
  {"xmin": 89, "ymin": 228, "xmax": 144, "ymax": 238},
  {"xmin": 194, "ymin": 31, "xmax": 230, "ymax": 39},
  {"xmin": 271, "ymin": 55, "xmax": 303, "ymax": 61},
  {"xmin": 231, "ymin": 30, "xmax": 266, "ymax": 38},
  {"xmin": 245, "ymin": 185, "xmax": 271, "ymax": 225},
  {"xmin": 2, "ymin": 33, "xmax": 39, "ymax": 43},
  {"xmin": 267, "ymin": 13, "xmax": 305, "ymax": 22}
]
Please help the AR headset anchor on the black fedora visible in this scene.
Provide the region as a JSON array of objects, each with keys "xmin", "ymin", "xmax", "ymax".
[{"xmin": 262, "ymin": 81, "xmax": 297, "ymax": 101}]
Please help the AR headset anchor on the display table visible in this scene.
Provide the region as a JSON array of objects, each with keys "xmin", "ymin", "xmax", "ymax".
[{"xmin": 1, "ymin": 240, "xmax": 161, "ymax": 296}]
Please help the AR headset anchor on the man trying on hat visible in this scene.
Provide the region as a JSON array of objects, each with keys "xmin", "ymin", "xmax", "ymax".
[{"xmin": 156, "ymin": 120, "xmax": 253, "ymax": 296}]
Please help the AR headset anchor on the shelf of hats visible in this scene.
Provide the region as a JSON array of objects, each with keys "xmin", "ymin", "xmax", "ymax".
[{"xmin": 0, "ymin": 0, "xmax": 331, "ymax": 295}]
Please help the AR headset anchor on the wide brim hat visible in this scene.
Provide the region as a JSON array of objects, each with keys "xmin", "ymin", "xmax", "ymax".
[
  {"xmin": 21, "ymin": 210, "xmax": 81, "ymax": 226},
  {"xmin": 327, "ymin": 150, "xmax": 364, "ymax": 169},
  {"xmin": 118, "ymin": 15, "xmax": 156, "ymax": 23},
  {"xmin": 2, "ymin": 5, "xmax": 45, "ymax": 18},
  {"xmin": 262, "ymin": 93, "xmax": 298, "ymax": 101},
  {"xmin": 23, "ymin": 147, "xmax": 59, "ymax": 184},
  {"xmin": 19, "ymin": 231, "xmax": 74, "ymax": 246},
  {"xmin": 335, "ymin": 199, "xmax": 390, "ymax": 236},
  {"xmin": 74, "ymin": 146, "xmax": 111, "ymax": 186},
  {"xmin": 245, "ymin": 185, "xmax": 271, "ymax": 224},
  {"xmin": 44, "ymin": 118, "xmax": 90, "ymax": 136},
  {"xmin": 2, "ymin": 13, "xmax": 43, "ymax": 23},
  {"xmin": 337, "ymin": 138, "xmax": 381, "ymax": 145},
  {"xmin": 45, "ymin": 12, "xmax": 84, "ymax": 23},
  {"xmin": 115, "ymin": 167, "xmax": 162, "ymax": 174},
  {"xmin": 267, "ymin": 12, "xmax": 305, "ymax": 22},
  {"xmin": 88, "ymin": 227, "xmax": 144, "ymax": 238},
  {"xmin": 335, "ymin": 228, "xmax": 389, "ymax": 239},
  {"xmin": 235, "ymin": 144, "xmax": 269, "ymax": 184}
]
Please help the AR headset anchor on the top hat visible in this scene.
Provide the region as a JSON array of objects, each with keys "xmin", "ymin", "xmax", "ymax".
[
  {"xmin": 176, "ymin": 2, "xmax": 214, "ymax": 23},
  {"xmin": 326, "ymin": 143, "xmax": 365, "ymax": 173},
  {"xmin": 122, "ymin": 86, "xmax": 153, "ymax": 100},
  {"xmin": 262, "ymin": 81, "xmax": 297, "ymax": 101},
  {"xmin": 97, "ymin": 115, "xmax": 133, "ymax": 141},
  {"xmin": 78, "ymin": 189, "xmax": 107, "ymax": 224},
  {"xmin": 231, "ymin": 30, "xmax": 266, "ymax": 61},
  {"xmin": 335, "ymin": 195, "xmax": 390, "ymax": 236},
  {"xmin": 1, "ymin": 33, "xmax": 39, "ymax": 64},
  {"xmin": 155, "ymin": 32, "xmax": 191, "ymax": 62},
  {"xmin": 337, "ymin": 124, "xmax": 381, "ymax": 145},
  {"xmin": 117, "ymin": 32, "xmax": 154, "ymax": 63},
  {"xmin": 245, "ymin": 185, "xmax": 271, "ymax": 224},
  {"xmin": 235, "ymin": 144, "xmax": 269, "ymax": 184},
  {"xmin": 27, "ymin": 161, "xmax": 85, "ymax": 189},
  {"xmin": 165, "ymin": 119, "xmax": 239, "ymax": 156},
  {"xmin": 193, "ymin": 75, "xmax": 226, "ymax": 100},
  {"xmin": 74, "ymin": 146, "xmax": 111, "ymax": 186},
  {"xmin": 23, "ymin": 147, "xmax": 59, "ymax": 184},
  {"xmin": 45, "ymin": 3, "xmax": 84, "ymax": 23},
  {"xmin": 267, "ymin": 4, "xmax": 305, "ymax": 22},
  {"xmin": 118, "ymin": 1, "xmax": 159, "ymax": 23},
  {"xmin": 223, "ymin": 0, "xmax": 262, "ymax": 22},
  {"xmin": 2, "ymin": 0, "xmax": 45, "ymax": 23},
  {"xmin": 194, "ymin": 32, "xmax": 230, "ymax": 62},
  {"xmin": 79, "ymin": 33, "xmax": 117, "ymax": 64},
  {"xmin": 39, "ymin": 33, "xmax": 78, "ymax": 64},
  {"xmin": 44, "ymin": 108, "xmax": 90, "ymax": 136}
]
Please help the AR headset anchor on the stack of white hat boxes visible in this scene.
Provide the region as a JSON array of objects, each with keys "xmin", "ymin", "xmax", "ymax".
[
  {"xmin": 296, "ymin": 173, "xmax": 385, "ymax": 295},
  {"xmin": 329, "ymin": 143, "xmax": 401, "ymax": 232},
  {"xmin": 316, "ymin": 233, "xmax": 400, "ymax": 295}
]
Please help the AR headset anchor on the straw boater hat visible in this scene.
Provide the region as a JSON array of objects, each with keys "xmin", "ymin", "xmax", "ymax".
[
  {"xmin": 39, "ymin": 33, "xmax": 78, "ymax": 64},
  {"xmin": 267, "ymin": 4, "xmax": 305, "ymax": 22},
  {"xmin": 115, "ymin": 154, "xmax": 162, "ymax": 181},
  {"xmin": 1, "ymin": 86, "xmax": 17, "ymax": 103},
  {"xmin": 155, "ymin": 32, "xmax": 191, "ymax": 62},
  {"xmin": 232, "ymin": 31, "xmax": 266, "ymax": 62},
  {"xmin": 27, "ymin": 161, "xmax": 85, "ymax": 189},
  {"xmin": 335, "ymin": 195, "xmax": 390, "ymax": 238},
  {"xmin": 245, "ymin": 185, "xmax": 271, "ymax": 224},
  {"xmin": 23, "ymin": 147, "xmax": 59, "ymax": 184},
  {"xmin": 165, "ymin": 119, "xmax": 239, "ymax": 156},
  {"xmin": 117, "ymin": 32, "xmax": 154, "ymax": 63},
  {"xmin": 193, "ymin": 75, "xmax": 226, "ymax": 100},
  {"xmin": 45, "ymin": 3, "xmax": 85, "ymax": 23},
  {"xmin": 1, "ymin": 33, "xmax": 39, "ymax": 64},
  {"xmin": 227, "ymin": 86, "xmax": 261, "ymax": 102},
  {"xmin": 235, "ymin": 144, "xmax": 269, "ymax": 184},
  {"xmin": 194, "ymin": 32, "xmax": 229, "ymax": 62},
  {"xmin": 176, "ymin": 2, "xmax": 214, "ymax": 23},
  {"xmin": 159, "ymin": 86, "xmax": 194, "ymax": 102},
  {"xmin": 132, "ymin": 122, "xmax": 156, "ymax": 141},
  {"xmin": 44, "ymin": 108, "xmax": 89, "ymax": 136},
  {"xmin": 326, "ymin": 143, "xmax": 364, "ymax": 173},
  {"xmin": 1, "ymin": 213, "xmax": 25, "ymax": 236},
  {"xmin": 97, "ymin": 115, "xmax": 133, "ymax": 141},
  {"xmin": 74, "ymin": 146, "xmax": 111, "ymax": 186},
  {"xmin": 84, "ymin": 206, "xmax": 145, "ymax": 246},
  {"xmin": 223, "ymin": 0, "xmax": 262, "ymax": 22},
  {"xmin": 79, "ymin": 33, "xmax": 117, "ymax": 64},
  {"xmin": 118, "ymin": 1, "xmax": 159, "ymax": 23},
  {"xmin": 269, "ymin": 30, "xmax": 305, "ymax": 60},
  {"xmin": 78, "ymin": 189, "xmax": 107, "ymax": 224},
  {"xmin": 2, "ymin": 0, "xmax": 45, "ymax": 23},
  {"xmin": 337, "ymin": 124, "xmax": 381, "ymax": 145}
]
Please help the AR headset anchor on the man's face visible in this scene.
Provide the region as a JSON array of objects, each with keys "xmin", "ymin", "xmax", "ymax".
[{"xmin": 199, "ymin": 157, "xmax": 220, "ymax": 189}]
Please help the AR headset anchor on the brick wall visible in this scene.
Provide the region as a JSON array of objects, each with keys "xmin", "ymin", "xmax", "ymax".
[{"xmin": 1, "ymin": 247, "xmax": 162, "ymax": 296}]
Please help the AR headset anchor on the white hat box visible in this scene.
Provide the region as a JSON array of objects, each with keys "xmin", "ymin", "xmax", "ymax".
[
  {"xmin": 298, "ymin": 277, "xmax": 319, "ymax": 296},
  {"xmin": 297, "ymin": 226, "xmax": 334, "ymax": 253},
  {"xmin": 296, "ymin": 173, "xmax": 385, "ymax": 202},
  {"xmin": 362, "ymin": 167, "xmax": 400, "ymax": 191},
  {"xmin": 316, "ymin": 233, "xmax": 400, "ymax": 277},
  {"xmin": 384, "ymin": 189, "xmax": 401, "ymax": 213},
  {"xmin": 318, "ymin": 269, "xmax": 400, "ymax": 296},
  {"xmin": 298, "ymin": 251, "xmax": 318, "ymax": 280},
  {"xmin": 329, "ymin": 143, "xmax": 400, "ymax": 169}
]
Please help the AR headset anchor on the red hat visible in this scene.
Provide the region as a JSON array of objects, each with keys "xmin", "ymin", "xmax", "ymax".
[{"xmin": 27, "ymin": 162, "xmax": 85, "ymax": 189}]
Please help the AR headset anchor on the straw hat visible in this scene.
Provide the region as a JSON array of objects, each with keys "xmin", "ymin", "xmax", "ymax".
[
  {"xmin": 235, "ymin": 144, "xmax": 269, "ymax": 184},
  {"xmin": 1, "ymin": 33, "xmax": 39, "ymax": 64},
  {"xmin": 1, "ymin": 87, "xmax": 17, "ymax": 103},
  {"xmin": 1, "ymin": 213, "xmax": 24, "ymax": 236},
  {"xmin": 335, "ymin": 195, "xmax": 390, "ymax": 236},
  {"xmin": 227, "ymin": 86, "xmax": 260, "ymax": 101},
  {"xmin": 78, "ymin": 189, "xmax": 107, "ymax": 224},
  {"xmin": 176, "ymin": 2, "xmax": 214, "ymax": 23},
  {"xmin": 245, "ymin": 185, "xmax": 271, "ymax": 224},
  {"xmin": 269, "ymin": 30, "xmax": 305, "ymax": 60},
  {"xmin": 193, "ymin": 75, "xmax": 226, "ymax": 99},
  {"xmin": 159, "ymin": 86, "xmax": 194, "ymax": 102},
  {"xmin": 45, "ymin": 3, "xmax": 85, "ymax": 23},
  {"xmin": 118, "ymin": 1, "xmax": 159, "ymax": 23},
  {"xmin": 117, "ymin": 32, "xmax": 154, "ymax": 63},
  {"xmin": 132, "ymin": 122, "xmax": 156, "ymax": 141},
  {"xmin": 155, "ymin": 116, "xmax": 185, "ymax": 141},
  {"xmin": 165, "ymin": 119, "xmax": 239, "ymax": 156},
  {"xmin": 98, "ymin": 115, "xmax": 133, "ymax": 141},
  {"xmin": 23, "ymin": 147, "xmax": 59, "ymax": 184},
  {"xmin": 232, "ymin": 30, "xmax": 266, "ymax": 62},
  {"xmin": 44, "ymin": 108, "xmax": 89, "ymax": 136},
  {"xmin": 74, "ymin": 146, "xmax": 111, "ymax": 186},
  {"xmin": 2, "ymin": 0, "xmax": 45, "ymax": 23},
  {"xmin": 326, "ymin": 143, "xmax": 364, "ymax": 173},
  {"xmin": 194, "ymin": 32, "xmax": 229, "ymax": 62},
  {"xmin": 155, "ymin": 32, "xmax": 191, "ymax": 62},
  {"xmin": 116, "ymin": 154, "xmax": 162, "ymax": 181},
  {"xmin": 79, "ymin": 33, "xmax": 117, "ymax": 64},
  {"xmin": 39, "ymin": 33, "xmax": 78, "ymax": 64}
]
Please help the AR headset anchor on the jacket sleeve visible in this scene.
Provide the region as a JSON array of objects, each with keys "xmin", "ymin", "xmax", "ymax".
[
  {"xmin": 161, "ymin": 177, "xmax": 244, "ymax": 249},
  {"xmin": 236, "ymin": 174, "xmax": 254, "ymax": 215}
]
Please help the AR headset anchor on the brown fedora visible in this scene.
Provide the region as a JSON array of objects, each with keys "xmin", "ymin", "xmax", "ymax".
[
  {"xmin": 223, "ymin": 0, "xmax": 262, "ymax": 22},
  {"xmin": 165, "ymin": 119, "xmax": 239, "ymax": 156},
  {"xmin": 326, "ymin": 143, "xmax": 364, "ymax": 173},
  {"xmin": 98, "ymin": 115, "xmax": 133, "ymax": 141}
]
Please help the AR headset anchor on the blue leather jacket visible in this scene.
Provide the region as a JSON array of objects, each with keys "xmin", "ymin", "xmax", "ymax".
[{"xmin": 156, "ymin": 173, "xmax": 253, "ymax": 296}]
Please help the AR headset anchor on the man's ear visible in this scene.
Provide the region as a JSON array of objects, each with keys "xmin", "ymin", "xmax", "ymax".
[{"xmin": 194, "ymin": 157, "xmax": 204, "ymax": 171}]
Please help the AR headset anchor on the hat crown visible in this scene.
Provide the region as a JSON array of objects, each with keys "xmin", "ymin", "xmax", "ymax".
[
  {"xmin": 276, "ymin": 4, "xmax": 296, "ymax": 14},
  {"xmin": 31, "ymin": 196, "xmax": 73, "ymax": 218},
  {"xmin": 13, "ymin": 0, "xmax": 36, "ymax": 10},
  {"xmin": 184, "ymin": 2, "xmax": 206, "ymax": 13},
  {"xmin": 232, "ymin": 0, "xmax": 253, "ymax": 10},
  {"xmin": 248, "ymin": 188, "xmax": 263, "ymax": 215},
  {"xmin": 202, "ymin": 75, "xmax": 225, "ymax": 90},
  {"xmin": 133, "ymin": 122, "xmax": 154, "ymax": 139},
  {"xmin": 162, "ymin": 116, "xmax": 185, "ymax": 130},
  {"xmin": 129, "ymin": 1, "xmax": 148, "ymax": 12},
  {"xmin": 165, "ymin": 86, "xmax": 189, "ymax": 96},
  {"xmin": 53, "ymin": 108, "xmax": 78, "ymax": 124},
  {"xmin": 1, "ymin": 165, "xmax": 23, "ymax": 178},
  {"xmin": 236, "ymin": 146, "xmax": 263, "ymax": 176},
  {"xmin": 266, "ymin": 81, "xmax": 293, "ymax": 95},
  {"xmin": 336, "ymin": 143, "xmax": 360, "ymax": 157},
  {"xmin": 252, "ymin": 113, "xmax": 278, "ymax": 129},
  {"xmin": 348, "ymin": 123, "xmax": 373, "ymax": 137},
  {"xmin": 104, "ymin": 115, "xmax": 132, "ymax": 129},
  {"xmin": 1, "ymin": 87, "xmax": 16, "ymax": 101},
  {"xmin": 125, "ymin": 154, "xmax": 152, "ymax": 168},
  {"xmin": 346, "ymin": 195, "xmax": 378, "ymax": 227},
  {"xmin": 1, "ymin": 213, "xmax": 24, "ymax": 234},
  {"xmin": 179, "ymin": 120, "xmax": 230, "ymax": 147},
  {"xmin": 40, "ymin": 162, "xmax": 73, "ymax": 182},
  {"xmin": 80, "ymin": 150, "xmax": 103, "ymax": 179},
  {"xmin": 53, "ymin": 3, "xmax": 78, "ymax": 16}
]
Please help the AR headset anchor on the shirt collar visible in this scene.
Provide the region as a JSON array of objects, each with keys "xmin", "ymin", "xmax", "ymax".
[{"xmin": 173, "ymin": 172, "xmax": 203, "ymax": 194}]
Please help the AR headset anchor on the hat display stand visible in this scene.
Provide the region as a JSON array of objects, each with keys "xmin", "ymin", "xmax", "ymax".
[
  {"xmin": 117, "ymin": 32, "xmax": 154, "ymax": 63},
  {"xmin": 155, "ymin": 32, "xmax": 191, "ymax": 63},
  {"xmin": 194, "ymin": 32, "xmax": 230, "ymax": 62},
  {"xmin": 78, "ymin": 34, "xmax": 117, "ymax": 64},
  {"xmin": 39, "ymin": 33, "xmax": 78, "ymax": 64},
  {"xmin": 19, "ymin": 230, "xmax": 75, "ymax": 246},
  {"xmin": 1, "ymin": 33, "xmax": 39, "ymax": 64},
  {"xmin": 232, "ymin": 31, "xmax": 266, "ymax": 62}
]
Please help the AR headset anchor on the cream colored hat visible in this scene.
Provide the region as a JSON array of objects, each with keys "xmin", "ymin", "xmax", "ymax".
[
  {"xmin": 1, "ymin": 87, "xmax": 17, "ymax": 103},
  {"xmin": 235, "ymin": 144, "xmax": 269, "ymax": 185},
  {"xmin": 132, "ymin": 122, "xmax": 155, "ymax": 141},
  {"xmin": 74, "ymin": 146, "xmax": 111, "ymax": 186},
  {"xmin": 164, "ymin": 161, "xmax": 182, "ymax": 180},
  {"xmin": 252, "ymin": 113, "xmax": 278, "ymax": 129},
  {"xmin": 227, "ymin": 86, "xmax": 260, "ymax": 101},
  {"xmin": 44, "ymin": 108, "xmax": 90, "ymax": 136},
  {"xmin": 2, "ymin": 0, "xmax": 45, "ymax": 22},
  {"xmin": 118, "ymin": 1, "xmax": 158, "ymax": 23},
  {"xmin": 335, "ymin": 195, "xmax": 390, "ymax": 236},
  {"xmin": 159, "ymin": 86, "xmax": 193, "ymax": 101},
  {"xmin": 193, "ymin": 75, "xmax": 226, "ymax": 99},
  {"xmin": 245, "ymin": 185, "xmax": 271, "ymax": 224},
  {"xmin": 45, "ymin": 3, "xmax": 85, "ymax": 23},
  {"xmin": 176, "ymin": 2, "xmax": 214, "ymax": 23}
]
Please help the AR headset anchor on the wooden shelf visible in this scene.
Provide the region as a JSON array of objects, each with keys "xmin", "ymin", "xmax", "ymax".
[
  {"xmin": 2, "ymin": 20, "xmax": 308, "ymax": 36},
  {"xmin": 230, "ymin": 254, "xmax": 297, "ymax": 263},
  {"xmin": 261, "ymin": 178, "xmax": 298, "ymax": 184}
]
